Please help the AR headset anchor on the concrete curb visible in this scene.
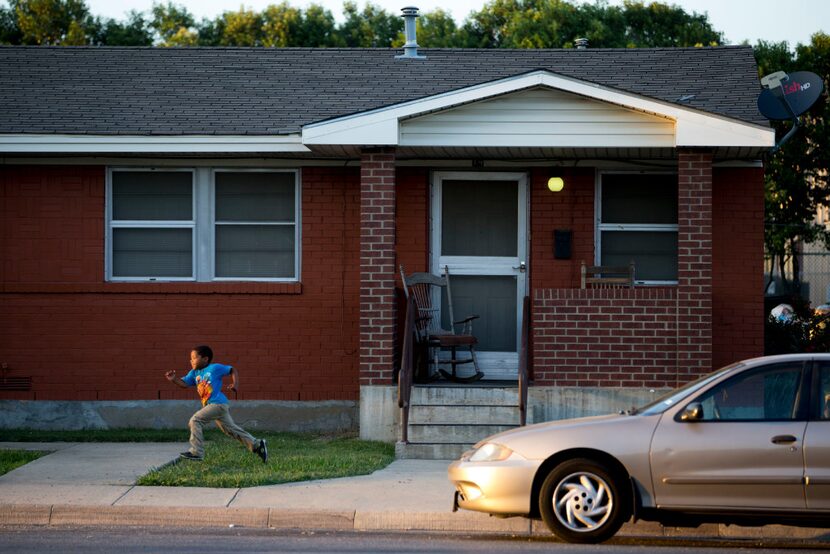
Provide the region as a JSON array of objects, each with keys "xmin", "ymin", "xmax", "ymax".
[{"xmin": 2, "ymin": 503, "xmax": 829, "ymax": 542}]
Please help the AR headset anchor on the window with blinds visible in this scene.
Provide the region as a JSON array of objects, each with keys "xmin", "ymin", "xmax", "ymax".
[
  {"xmin": 598, "ymin": 173, "xmax": 678, "ymax": 283},
  {"xmin": 107, "ymin": 168, "xmax": 299, "ymax": 282}
]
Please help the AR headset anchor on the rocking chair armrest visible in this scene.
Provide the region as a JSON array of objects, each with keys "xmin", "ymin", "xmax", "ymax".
[{"xmin": 453, "ymin": 315, "xmax": 480, "ymax": 325}]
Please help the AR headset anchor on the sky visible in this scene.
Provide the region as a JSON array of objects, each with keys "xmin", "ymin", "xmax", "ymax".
[{"xmin": 83, "ymin": 0, "xmax": 828, "ymax": 48}]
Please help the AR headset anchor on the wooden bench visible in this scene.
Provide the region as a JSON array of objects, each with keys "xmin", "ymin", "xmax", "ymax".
[{"xmin": 580, "ymin": 261, "xmax": 635, "ymax": 289}]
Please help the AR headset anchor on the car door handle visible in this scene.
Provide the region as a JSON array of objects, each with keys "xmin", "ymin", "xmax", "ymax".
[{"xmin": 771, "ymin": 434, "xmax": 797, "ymax": 444}]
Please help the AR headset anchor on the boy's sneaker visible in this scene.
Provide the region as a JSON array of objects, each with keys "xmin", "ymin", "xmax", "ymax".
[
  {"xmin": 179, "ymin": 451, "xmax": 203, "ymax": 461},
  {"xmin": 255, "ymin": 439, "xmax": 268, "ymax": 463}
]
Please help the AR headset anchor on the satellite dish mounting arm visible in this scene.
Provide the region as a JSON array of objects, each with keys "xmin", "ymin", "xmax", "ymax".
[{"xmin": 761, "ymin": 71, "xmax": 802, "ymax": 153}]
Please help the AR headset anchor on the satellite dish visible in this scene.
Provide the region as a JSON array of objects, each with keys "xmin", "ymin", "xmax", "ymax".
[{"xmin": 758, "ymin": 70, "xmax": 824, "ymax": 120}]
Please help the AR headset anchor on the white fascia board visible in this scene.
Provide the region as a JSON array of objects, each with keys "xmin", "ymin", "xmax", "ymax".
[
  {"xmin": 302, "ymin": 70, "xmax": 775, "ymax": 148},
  {"xmin": 0, "ymin": 134, "xmax": 310, "ymax": 153}
]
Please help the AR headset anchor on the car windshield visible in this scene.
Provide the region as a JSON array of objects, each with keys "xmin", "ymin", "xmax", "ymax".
[{"xmin": 635, "ymin": 362, "xmax": 743, "ymax": 416}]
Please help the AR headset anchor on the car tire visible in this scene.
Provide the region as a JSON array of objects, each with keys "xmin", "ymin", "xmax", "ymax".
[{"xmin": 539, "ymin": 457, "xmax": 630, "ymax": 544}]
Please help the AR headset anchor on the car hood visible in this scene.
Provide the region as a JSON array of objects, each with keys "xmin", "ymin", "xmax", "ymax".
[{"xmin": 480, "ymin": 412, "xmax": 661, "ymax": 461}]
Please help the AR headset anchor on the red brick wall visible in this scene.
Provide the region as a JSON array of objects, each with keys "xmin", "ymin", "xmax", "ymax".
[
  {"xmin": 676, "ymin": 150, "xmax": 714, "ymax": 378},
  {"xmin": 531, "ymin": 156, "xmax": 763, "ymax": 387},
  {"xmin": 359, "ymin": 149, "xmax": 397, "ymax": 386},
  {"xmin": 533, "ymin": 288, "xmax": 679, "ymax": 387},
  {"xmin": 712, "ymin": 166, "xmax": 765, "ymax": 367},
  {"xmin": 396, "ymin": 167, "xmax": 429, "ymax": 275},
  {"xmin": 0, "ymin": 165, "xmax": 361, "ymax": 401},
  {"xmin": 530, "ymin": 167, "xmax": 595, "ymax": 290}
]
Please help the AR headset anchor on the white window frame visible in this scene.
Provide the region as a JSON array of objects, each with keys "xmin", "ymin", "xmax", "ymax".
[
  {"xmin": 210, "ymin": 168, "xmax": 301, "ymax": 282},
  {"xmin": 106, "ymin": 167, "xmax": 196, "ymax": 282},
  {"xmin": 106, "ymin": 167, "xmax": 301, "ymax": 282},
  {"xmin": 595, "ymin": 170, "xmax": 679, "ymax": 286}
]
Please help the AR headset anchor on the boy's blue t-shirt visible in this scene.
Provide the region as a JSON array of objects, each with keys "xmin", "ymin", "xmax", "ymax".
[{"xmin": 182, "ymin": 363, "xmax": 232, "ymax": 406}]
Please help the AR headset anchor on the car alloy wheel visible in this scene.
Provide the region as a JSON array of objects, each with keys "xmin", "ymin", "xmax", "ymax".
[
  {"xmin": 539, "ymin": 458, "xmax": 629, "ymax": 544},
  {"xmin": 553, "ymin": 470, "xmax": 612, "ymax": 531}
]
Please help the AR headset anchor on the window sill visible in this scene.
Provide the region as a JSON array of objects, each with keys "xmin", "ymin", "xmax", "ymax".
[{"xmin": 1, "ymin": 282, "xmax": 303, "ymax": 295}]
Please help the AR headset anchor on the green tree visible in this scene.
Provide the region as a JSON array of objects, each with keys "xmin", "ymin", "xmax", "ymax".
[
  {"xmin": 150, "ymin": 1, "xmax": 196, "ymax": 46},
  {"xmin": 11, "ymin": 0, "xmax": 90, "ymax": 45},
  {"xmin": 295, "ymin": 3, "xmax": 337, "ymax": 47},
  {"xmin": 0, "ymin": 4, "xmax": 22, "ymax": 44},
  {"xmin": 218, "ymin": 6, "xmax": 263, "ymax": 46},
  {"xmin": 395, "ymin": 8, "xmax": 459, "ymax": 48},
  {"xmin": 459, "ymin": 0, "xmax": 722, "ymax": 49},
  {"xmin": 87, "ymin": 11, "xmax": 153, "ymax": 45},
  {"xmin": 339, "ymin": 1, "xmax": 401, "ymax": 47},
  {"xmin": 620, "ymin": 0, "xmax": 721, "ymax": 47},
  {"xmin": 757, "ymin": 35, "xmax": 830, "ymax": 294},
  {"xmin": 261, "ymin": 2, "xmax": 302, "ymax": 47}
]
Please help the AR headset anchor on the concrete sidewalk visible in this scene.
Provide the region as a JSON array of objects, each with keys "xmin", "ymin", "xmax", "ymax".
[{"xmin": 0, "ymin": 442, "xmax": 828, "ymax": 542}]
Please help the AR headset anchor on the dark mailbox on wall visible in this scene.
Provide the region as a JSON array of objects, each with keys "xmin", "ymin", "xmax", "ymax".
[{"xmin": 554, "ymin": 229, "xmax": 572, "ymax": 260}]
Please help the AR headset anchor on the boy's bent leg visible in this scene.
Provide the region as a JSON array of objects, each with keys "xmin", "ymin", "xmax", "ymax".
[
  {"xmin": 188, "ymin": 404, "xmax": 223, "ymax": 458},
  {"xmin": 213, "ymin": 404, "xmax": 257, "ymax": 451}
]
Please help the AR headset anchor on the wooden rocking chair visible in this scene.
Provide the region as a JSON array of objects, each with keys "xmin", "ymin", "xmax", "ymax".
[{"xmin": 400, "ymin": 265, "xmax": 484, "ymax": 383}]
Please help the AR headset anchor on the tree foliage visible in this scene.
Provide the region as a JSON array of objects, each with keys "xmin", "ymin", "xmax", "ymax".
[
  {"xmin": 756, "ymin": 34, "xmax": 830, "ymax": 294},
  {"xmin": 0, "ymin": 0, "xmax": 727, "ymax": 48}
]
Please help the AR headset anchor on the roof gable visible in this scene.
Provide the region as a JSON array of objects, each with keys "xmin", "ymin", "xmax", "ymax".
[
  {"xmin": 302, "ymin": 71, "xmax": 773, "ymax": 149},
  {"xmin": 399, "ymin": 87, "xmax": 675, "ymax": 148}
]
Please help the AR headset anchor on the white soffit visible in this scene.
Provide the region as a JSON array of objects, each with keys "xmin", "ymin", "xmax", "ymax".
[
  {"xmin": 302, "ymin": 70, "xmax": 775, "ymax": 149},
  {"xmin": 0, "ymin": 134, "xmax": 310, "ymax": 153}
]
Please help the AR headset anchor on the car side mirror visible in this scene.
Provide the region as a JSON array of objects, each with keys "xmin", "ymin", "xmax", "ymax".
[{"xmin": 680, "ymin": 402, "xmax": 703, "ymax": 421}]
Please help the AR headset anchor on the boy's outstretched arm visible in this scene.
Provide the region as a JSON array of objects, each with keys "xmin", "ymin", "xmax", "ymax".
[
  {"xmin": 226, "ymin": 367, "xmax": 238, "ymax": 392},
  {"xmin": 165, "ymin": 370, "xmax": 189, "ymax": 389}
]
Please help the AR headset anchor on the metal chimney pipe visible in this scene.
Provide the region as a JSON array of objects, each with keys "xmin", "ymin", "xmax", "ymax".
[
  {"xmin": 575, "ymin": 37, "xmax": 589, "ymax": 49},
  {"xmin": 396, "ymin": 6, "xmax": 426, "ymax": 59}
]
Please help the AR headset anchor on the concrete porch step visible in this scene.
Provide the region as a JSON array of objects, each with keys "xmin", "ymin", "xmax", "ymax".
[
  {"xmin": 408, "ymin": 423, "xmax": 518, "ymax": 444},
  {"xmin": 395, "ymin": 441, "xmax": 471, "ymax": 460},
  {"xmin": 408, "ymin": 404, "xmax": 520, "ymax": 425},
  {"xmin": 411, "ymin": 386, "xmax": 519, "ymax": 406}
]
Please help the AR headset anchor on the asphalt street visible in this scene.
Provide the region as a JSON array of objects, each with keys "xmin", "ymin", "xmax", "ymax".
[{"xmin": 1, "ymin": 526, "xmax": 829, "ymax": 554}]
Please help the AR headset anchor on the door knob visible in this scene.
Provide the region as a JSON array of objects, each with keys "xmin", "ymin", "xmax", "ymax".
[{"xmin": 513, "ymin": 261, "xmax": 526, "ymax": 273}]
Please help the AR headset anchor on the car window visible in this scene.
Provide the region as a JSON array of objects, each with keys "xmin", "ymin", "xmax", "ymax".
[
  {"xmin": 817, "ymin": 363, "xmax": 830, "ymax": 420},
  {"xmin": 637, "ymin": 363, "xmax": 741, "ymax": 415},
  {"xmin": 694, "ymin": 362, "xmax": 803, "ymax": 421}
]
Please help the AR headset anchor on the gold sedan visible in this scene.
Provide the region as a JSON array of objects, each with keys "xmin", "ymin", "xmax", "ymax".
[{"xmin": 449, "ymin": 354, "xmax": 830, "ymax": 543}]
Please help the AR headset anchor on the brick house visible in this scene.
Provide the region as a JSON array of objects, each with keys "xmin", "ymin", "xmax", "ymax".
[{"xmin": 0, "ymin": 44, "xmax": 772, "ymax": 455}]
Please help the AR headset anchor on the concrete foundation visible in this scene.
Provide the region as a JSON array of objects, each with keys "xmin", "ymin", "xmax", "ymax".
[
  {"xmin": 358, "ymin": 385, "xmax": 670, "ymax": 442},
  {"xmin": 359, "ymin": 385, "xmax": 399, "ymax": 442},
  {"xmin": 0, "ymin": 400, "xmax": 358, "ymax": 433},
  {"xmin": 527, "ymin": 386, "xmax": 670, "ymax": 423}
]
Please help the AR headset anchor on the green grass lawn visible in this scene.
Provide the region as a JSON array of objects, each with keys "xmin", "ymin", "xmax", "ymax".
[
  {"xmin": 138, "ymin": 432, "xmax": 395, "ymax": 488},
  {"xmin": 0, "ymin": 449, "xmax": 48, "ymax": 477},
  {"xmin": 0, "ymin": 428, "xmax": 395, "ymax": 488}
]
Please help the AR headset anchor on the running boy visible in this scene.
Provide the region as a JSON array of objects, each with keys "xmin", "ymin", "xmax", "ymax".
[{"xmin": 165, "ymin": 345, "xmax": 267, "ymax": 462}]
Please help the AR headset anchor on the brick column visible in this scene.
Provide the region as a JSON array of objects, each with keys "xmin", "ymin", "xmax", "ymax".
[
  {"xmin": 677, "ymin": 149, "xmax": 713, "ymax": 379},
  {"xmin": 359, "ymin": 148, "xmax": 396, "ymax": 385}
]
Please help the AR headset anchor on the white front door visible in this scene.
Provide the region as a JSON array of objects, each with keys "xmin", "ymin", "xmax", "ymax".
[{"xmin": 431, "ymin": 171, "xmax": 528, "ymax": 380}]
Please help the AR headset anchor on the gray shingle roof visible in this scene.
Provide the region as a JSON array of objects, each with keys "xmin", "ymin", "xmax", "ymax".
[{"xmin": 0, "ymin": 46, "xmax": 766, "ymax": 136}]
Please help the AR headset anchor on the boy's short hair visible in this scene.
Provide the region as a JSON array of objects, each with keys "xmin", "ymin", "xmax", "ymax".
[{"xmin": 193, "ymin": 345, "xmax": 213, "ymax": 363}]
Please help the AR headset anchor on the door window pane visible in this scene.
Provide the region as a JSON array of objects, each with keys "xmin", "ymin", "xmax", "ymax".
[
  {"xmin": 441, "ymin": 275, "xmax": 517, "ymax": 351},
  {"xmin": 112, "ymin": 171, "xmax": 192, "ymax": 221},
  {"xmin": 112, "ymin": 228, "xmax": 192, "ymax": 277},
  {"xmin": 441, "ymin": 180, "xmax": 517, "ymax": 257},
  {"xmin": 601, "ymin": 231, "xmax": 678, "ymax": 281},
  {"xmin": 696, "ymin": 363, "xmax": 803, "ymax": 421}
]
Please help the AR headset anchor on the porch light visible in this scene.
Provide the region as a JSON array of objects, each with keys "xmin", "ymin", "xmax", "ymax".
[{"xmin": 547, "ymin": 176, "xmax": 564, "ymax": 192}]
